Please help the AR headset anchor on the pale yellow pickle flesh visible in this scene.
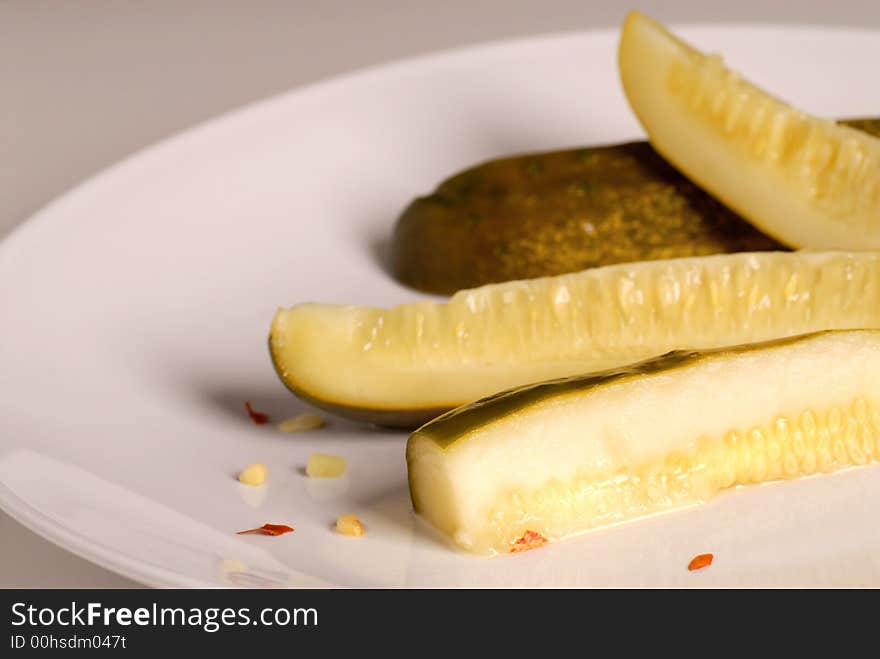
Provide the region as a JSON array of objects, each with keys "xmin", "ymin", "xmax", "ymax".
[
  {"xmin": 271, "ymin": 251, "xmax": 880, "ymax": 423},
  {"xmin": 619, "ymin": 12, "xmax": 880, "ymax": 249},
  {"xmin": 406, "ymin": 331, "xmax": 880, "ymax": 555}
]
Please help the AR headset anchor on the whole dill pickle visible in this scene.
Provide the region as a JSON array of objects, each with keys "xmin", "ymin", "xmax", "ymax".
[{"xmin": 391, "ymin": 118, "xmax": 880, "ymax": 295}]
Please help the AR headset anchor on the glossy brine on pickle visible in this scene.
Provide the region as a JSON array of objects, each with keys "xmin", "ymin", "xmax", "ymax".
[
  {"xmin": 406, "ymin": 331, "xmax": 880, "ymax": 554},
  {"xmin": 270, "ymin": 251, "xmax": 880, "ymax": 427}
]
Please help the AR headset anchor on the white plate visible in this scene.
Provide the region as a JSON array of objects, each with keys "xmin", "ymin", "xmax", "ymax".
[{"xmin": 2, "ymin": 23, "xmax": 880, "ymax": 588}]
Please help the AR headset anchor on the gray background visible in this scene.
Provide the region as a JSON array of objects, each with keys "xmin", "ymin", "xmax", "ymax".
[{"xmin": 2, "ymin": 0, "xmax": 878, "ymax": 587}]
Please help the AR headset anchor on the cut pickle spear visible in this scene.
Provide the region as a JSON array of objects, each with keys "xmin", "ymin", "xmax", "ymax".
[
  {"xmin": 270, "ymin": 251, "xmax": 880, "ymax": 427},
  {"xmin": 619, "ymin": 12, "xmax": 880, "ymax": 249},
  {"xmin": 406, "ymin": 330, "xmax": 880, "ymax": 555}
]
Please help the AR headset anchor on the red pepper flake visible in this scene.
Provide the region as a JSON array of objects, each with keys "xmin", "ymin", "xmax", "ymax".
[
  {"xmin": 245, "ymin": 401, "xmax": 270, "ymax": 425},
  {"xmin": 510, "ymin": 530, "xmax": 548, "ymax": 553},
  {"xmin": 688, "ymin": 553, "xmax": 714, "ymax": 571},
  {"xmin": 237, "ymin": 524, "xmax": 294, "ymax": 536}
]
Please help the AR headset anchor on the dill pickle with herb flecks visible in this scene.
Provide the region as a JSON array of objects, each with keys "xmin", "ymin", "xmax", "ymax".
[{"xmin": 391, "ymin": 118, "xmax": 880, "ymax": 295}]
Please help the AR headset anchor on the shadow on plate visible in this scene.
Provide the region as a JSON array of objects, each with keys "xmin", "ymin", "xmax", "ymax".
[{"xmin": 191, "ymin": 382, "xmax": 406, "ymax": 435}]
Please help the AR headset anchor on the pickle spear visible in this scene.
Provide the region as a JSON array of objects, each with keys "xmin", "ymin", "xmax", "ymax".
[
  {"xmin": 391, "ymin": 117, "xmax": 880, "ymax": 295},
  {"xmin": 406, "ymin": 330, "xmax": 880, "ymax": 555},
  {"xmin": 620, "ymin": 12, "xmax": 880, "ymax": 253},
  {"xmin": 270, "ymin": 251, "xmax": 880, "ymax": 428}
]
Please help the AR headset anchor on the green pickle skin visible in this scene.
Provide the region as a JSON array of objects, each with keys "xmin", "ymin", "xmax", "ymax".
[
  {"xmin": 391, "ymin": 118, "xmax": 880, "ymax": 295},
  {"xmin": 413, "ymin": 334, "xmax": 814, "ymax": 449}
]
